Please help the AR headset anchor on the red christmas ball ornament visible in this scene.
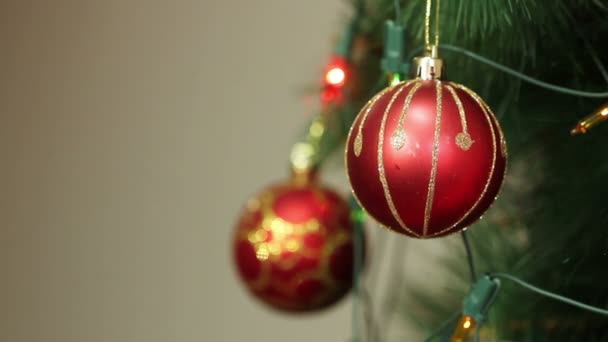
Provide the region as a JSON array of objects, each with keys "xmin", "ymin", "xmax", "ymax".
[
  {"xmin": 345, "ymin": 48, "xmax": 507, "ymax": 238},
  {"xmin": 233, "ymin": 169, "xmax": 359, "ymax": 312}
]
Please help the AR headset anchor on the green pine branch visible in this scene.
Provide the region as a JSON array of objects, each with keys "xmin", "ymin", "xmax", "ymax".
[{"xmin": 317, "ymin": 0, "xmax": 608, "ymax": 340}]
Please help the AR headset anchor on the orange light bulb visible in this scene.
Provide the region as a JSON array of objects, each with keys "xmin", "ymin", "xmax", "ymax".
[
  {"xmin": 451, "ymin": 315, "xmax": 477, "ymax": 342},
  {"xmin": 571, "ymin": 103, "xmax": 608, "ymax": 135}
]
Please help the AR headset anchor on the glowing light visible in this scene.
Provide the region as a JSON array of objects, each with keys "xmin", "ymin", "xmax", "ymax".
[
  {"xmin": 309, "ymin": 120, "xmax": 325, "ymax": 138},
  {"xmin": 325, "ymin": 67, "xmax": 346, "ymax": 87},
  {"xmin": 450, "ymin": 316, "xmax": 477, "ymax": 342},
  {"xmin": 351, "ymin": 207, "xmax": 366, "ymax": 224},
  {"xmin": 571, "ymin": 103, "xmax": 608, "ymax": 135},
  {"xmin": 390, "ymin": 73, "xmax": 401, "ymax": 86},
  {"xmin": 290, "ymin": 142, "xmax": 315, "ymax": 171},
  {"xmin": 321, "ymin": 87, "xmax": 339, "ymax": 103}
]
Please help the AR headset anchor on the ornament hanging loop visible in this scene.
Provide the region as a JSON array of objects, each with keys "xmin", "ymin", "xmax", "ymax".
[
  {"xmin": 415, "ymin": 0, "xmax": 443, "ymax": 80},
  {"xmin": 289, "ymin": 115, "xmax": 326, "ymax": 183},
  {"xmin": 424, "ymin": 0, "xmax": 441, "ymax": 50}
]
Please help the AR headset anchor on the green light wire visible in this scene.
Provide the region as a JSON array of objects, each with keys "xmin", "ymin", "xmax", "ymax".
[
  {"xmin": 351, "ymin": 198, "xmax": 365, "ymax": 342},
  {"xmin": 440, "ymin": 44, "xmax": 608, "ymax": 98},
  {"xmin": 393, "ymin": 0, "xmax": 402, "ymax": 24},
  {"xmin": 408, "ymin": 44, "xmax": 608, "ymax": 98},
  {"xmin": 462, "ymin": 230, "xmax": 481, "ymax": 342},
  {"xmin": 423, "ymin": 311, "xmax": 461, "ymax": 342},
  {"xmin": 461, "ymin": 230, "xmax": 477, "ymax": 284},
  {"xmin": 355, "ymin": 0, "xmax": 365, "ymax": 16},
  {"xmin": 490, "ymin": 272, "xmax": 608, "ymax": 316}
]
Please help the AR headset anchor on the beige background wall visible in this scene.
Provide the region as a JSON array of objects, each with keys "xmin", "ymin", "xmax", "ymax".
[
  {"xmin": 0, "ymin": 1, "xmax": 443, "ymax": 341},
  {"xmin": 0, "ymin": 0, "xmax": 354, "ymax": 341}
]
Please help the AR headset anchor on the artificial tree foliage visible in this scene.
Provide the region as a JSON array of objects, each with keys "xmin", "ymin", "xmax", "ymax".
[{"xmin": 315, "ymin": 1, "xmax": 608, "ymax": 340}]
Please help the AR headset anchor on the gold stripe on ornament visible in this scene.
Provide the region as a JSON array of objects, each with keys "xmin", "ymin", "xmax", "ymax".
[
  {"xmin": 487, "ymin": 104, "xmax": 508, "ymax": 164},
  {"xmin": 377, "ymin": 83, "xmax": 419, "ymax": 237},
  {"xmin": 484, "ymin": 103, "xmax": 507, "ymax": 158},
  {"xmin": 391, "ymin": 81, "xmax": 422, "ymax": 151},
  {"xmin": 460, "ymin": 88, "xmax": 507, "ymax": 158},
  {"xmin": 446, "ymin": 84, "xmax": 474, "ymax": 151},
  {"xmin": 481, "ymin": 97, "xmax": 508, "ymax": 212},
  {"xmin": 423, "ymin": 81, "xmax": 443, "ymax": 236},
  {"xmin": 428, "ymin": 84, "xmax": 497, "ymax": 237},
  {"xmin": 353, "ymin": 86, "xmax": 395, "ymax": 157},
  {"xmin": 483, "ymin": 102, "xmax": 508, "ymax": 158}
]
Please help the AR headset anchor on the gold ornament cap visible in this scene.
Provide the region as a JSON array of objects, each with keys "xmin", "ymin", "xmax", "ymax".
[
  {"xmin": 289, "ymin": 140, "xmax": 320, "ymax": 186},
  {"xmin": 290, "ymin": 164, "xmax": 318, "ymax": 186},
  {"xmin": 412, "ymin": 45, "xmax": 444, "ymax": 80}
]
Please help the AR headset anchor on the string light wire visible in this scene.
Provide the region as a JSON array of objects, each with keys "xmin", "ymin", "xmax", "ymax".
[
  {"xmin": 461, "ymin": 230, "xmax": 477, "ymax": 283},
  {"xmin": 393, "ymin": 0, "xmax": 401, "ymax": 24},
  {"xmin": 439, "ymin": 44, "xmax": 608, "ymax": 98},
  {"xmin": 452, "ymin": 234, "xmax": 608, "ymax": 342},
  {"xmin": 490, "ymin": 272, "xmax": 608, "ymax": 316},
  {"xmin": 423, "ymin": 311, "xmax": 461, "ymax": 342},
  {"xmin": 405, "ymin": 44, "xmax": 608, "ymax": 98},
  {"xmin": 352, "ymin": 202, "xmax": 364, "ymax": 341}
]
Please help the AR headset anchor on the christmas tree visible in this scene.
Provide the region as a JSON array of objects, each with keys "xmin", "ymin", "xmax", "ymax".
[{"xmin": 233, "ymin": 0, "xmax": 608, "ymax": 340}]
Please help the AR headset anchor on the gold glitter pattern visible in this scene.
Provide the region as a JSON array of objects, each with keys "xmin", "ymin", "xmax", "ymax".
[
  {"xmin": 460, "ymin": 90, "xmax": 507, "ymax": 160},
  {"xmin": 353, "ymin": 86, "xmax": 394, "ymax": 157},
  {"xmin": 455, "ymin": 132, "xmax": 474, "ymax": 150},
  {"xmin": 235, "ymin": 184, "xmax": 352, "ymax": 301},
  {"xmin": 423, "ymin": 81, "xmax": 443, "ymax": 236},
  {"xmin": 446, "ymin": 84, "xmax": 474, "ymax": 151},
  {"xmin": 488, "ymin": 106, "xmax": 508, "ymax": 158},
  {"xmin": 377, "ymin": 83, "xmax": 418, "ymax": 237},
  {"xmin": 427, "ymin": 83, "xmax": 498, "ymax": 237},
  {"xmin": 391, "ymin": 82, "xmax": 423, "ymax": 151},
  {"xmin": 390, "ymin": 130, "xmax": 407, "ymax": 151}
]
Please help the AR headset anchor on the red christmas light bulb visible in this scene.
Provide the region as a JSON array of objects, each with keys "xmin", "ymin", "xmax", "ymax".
[
  {"xmin": 321, "ymin": 56, "xmax": 350, "ymax": 105},
  {"xmin": 325, "ymin": 66, "xmax": 346, "ymax": 87}
]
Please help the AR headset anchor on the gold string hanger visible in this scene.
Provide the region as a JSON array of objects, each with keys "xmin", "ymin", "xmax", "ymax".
[
  {"xmin": 414, "ymin": 0, "xmax": 443, "ymax": 80},
  {"xmin": 424, "ymin": 0, "xmax": 441, "ymax": 54}
]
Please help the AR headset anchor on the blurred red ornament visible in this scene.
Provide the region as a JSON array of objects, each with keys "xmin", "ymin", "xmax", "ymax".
[
  {"xmin": 233, "ymin": 170, "xmax": 359, "ymax": 312},
  {"xmin": 345, "ymin": 78, "xmax": 507, "ymax": 238}
]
